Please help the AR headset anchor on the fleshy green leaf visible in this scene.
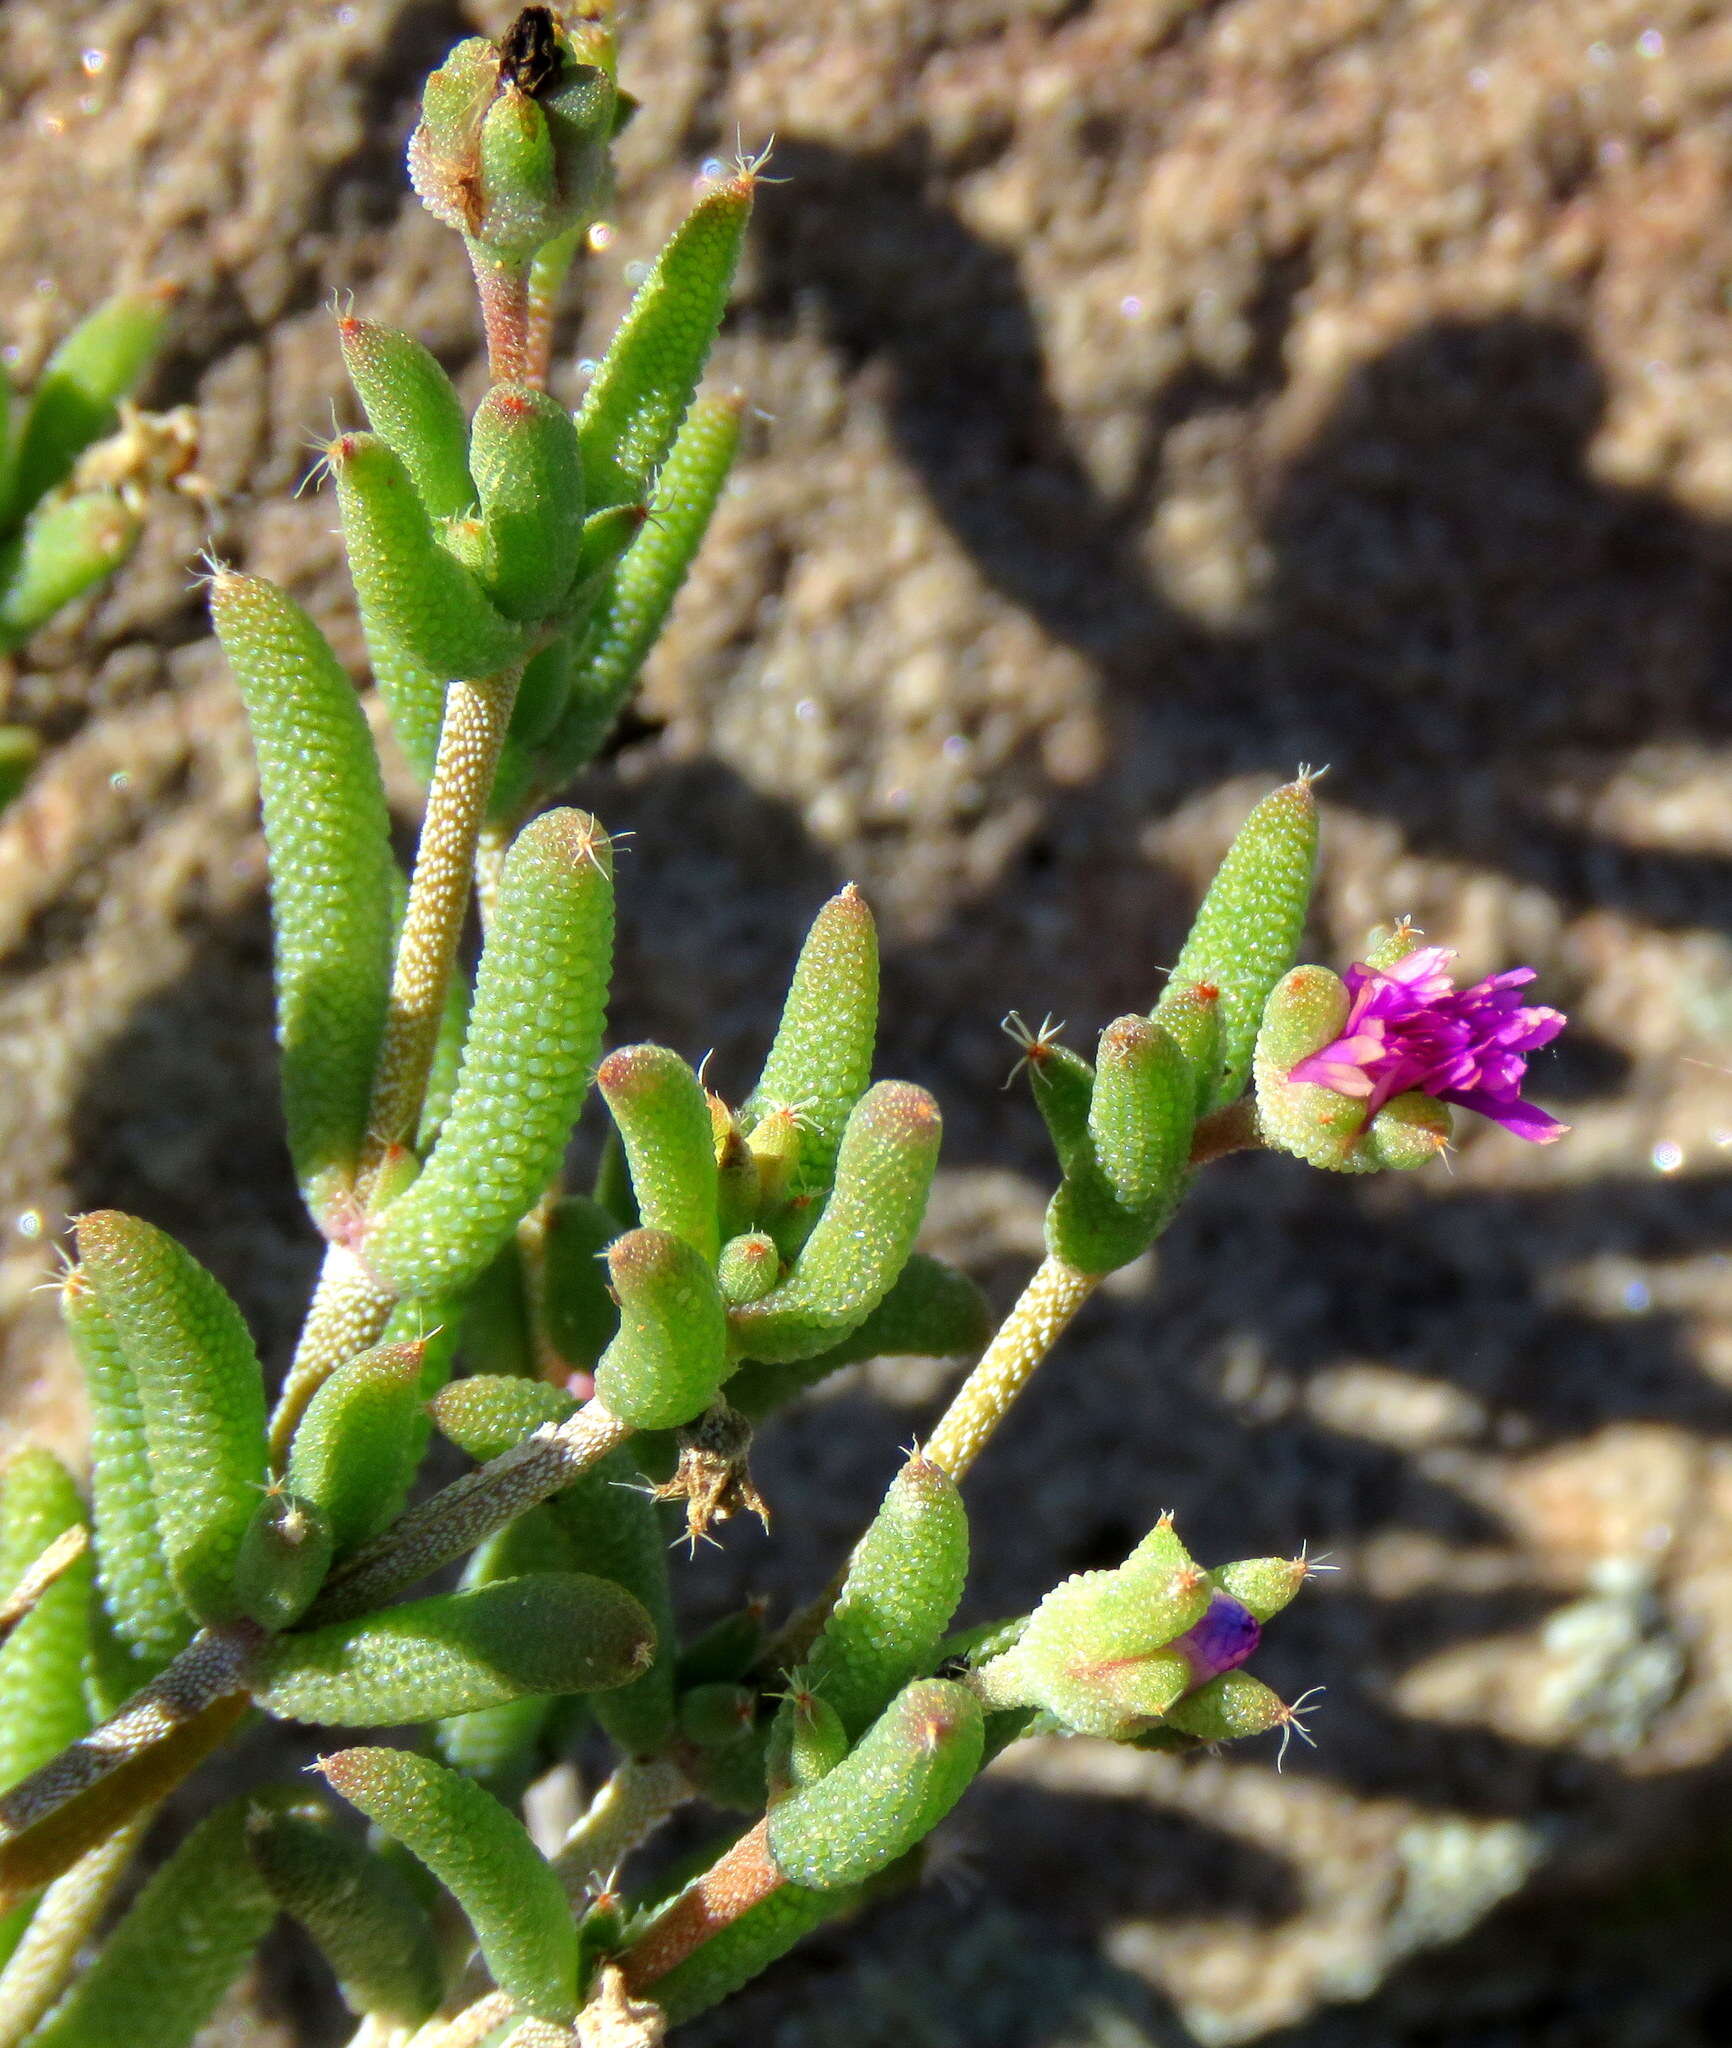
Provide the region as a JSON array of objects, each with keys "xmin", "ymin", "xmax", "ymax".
[
  {"xmin": 246, "ymin": 1795, "xmax": 442, "ymax": 2025},
  {"xmin": 24, "ymin": 1798, "xmax": 273, "ymax": 2048},
  {"xmin": 1154, "ymin": 776, "xmax": 1319, "ymax": 1112},
  {"xmin": 321, "ymin": 1745, "xmax": 578, "ymax": 2020},
  {"xmin": 5, "ymin": 288, "xmax": 172, "ymax": 518},
  {"xmin": 0, "ymin": 492, "xmax": 138, "ymax": 650},
  {"xmin": 727, "ymin": 1083, "xmax": 941, "ymax": 1364},
  {"xmin": 597, "ymin": 1044, "xmax": 720, "ymax": 1264},
  {"xmin": 73, "ymin": 1214, "xmax": 268, "ymax": 1626},
  {"xmin": 592, "ymin": 1228, "xmax": 728, "ymax": 1430},
  {"xmin": 365, "ymin": 809, "xmax": 614, "ymax": 1299},
  {"xmin": 338, "ymin": 316, "xmax": 475, "ymax": 522},
  {"xmin": 575, "ymin": 176, "xmax": 753, "ymax": 510},
  {"xmin": 470, "ymin": 383, "xmax": 586, "ymax": 620},
  {"xmin": 809, "ymin": 1456, "xmax": 969, "ymax": 1738},
  {"xmin": 255, "ymin": 1572, "xmax": 653, "ymax": 1726},
  {"xmin": 286, "ymin": 1341, "xmax": 428, "ymax": 1558},
  {"xmin": 766, "ymin": 1679, "xmax": 984, "ymax": 1891},
  {"xmin": 210, "ymin": 572, "xmax": 395, "ymax": 1223},
  {"xmin": 0, "ymin": 1451, "xmax": 90, "ymax": 1797}
]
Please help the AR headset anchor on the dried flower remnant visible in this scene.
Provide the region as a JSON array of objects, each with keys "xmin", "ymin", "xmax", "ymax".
[{"xmin": 1289, "ymin": 946, "xmax": 1567, "ymax": 1142}]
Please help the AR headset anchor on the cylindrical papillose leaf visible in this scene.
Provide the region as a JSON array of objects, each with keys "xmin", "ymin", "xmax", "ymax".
[
  {"xmin": 649, "ymin": 1879, "xmax": 845, "ymax": 2023},
  {"xmin": 542, "ymin": 1194, "xmax": 621, "ymax": 1369},
  {"xmin": 62, "ymin": 1271, "xmax": 190, "ymax": 1684},
  {"xmin": 25, "ymin": 1800, "xmax": 272, "ymax": 2048},
  {"xmin": 246, "ymin": 1797, "xmax": 442, "ymax": 2025},
  {"xmin": 767, "ymin": 1679, "xmax": 984, "ymax": 1891},
  {"xmin": 490, "ymin": 635, "xmax": 573, "ymax": 823},
  {"xmin": 549, "ymin": 1446, "xmax": 676, "ymax": 1755},
  {"xmin": 1365, "ymin": 1090, "xmax": 1454, "ymax": 1169},
  {"xmin": 6, "ymin": 287, "xmax": 171, "ymax": 516},
  {"xmin": 766, "ymin": 1679, "xmax": 849, "ymax": 1802},
  {"xmin": 338, "ymin": 317, "xmax": 474, "ymax": 522},
  {"xmin": 0, "ymin": 1451, "xmax": 90, "ymax": 1796},
  {"xmin": 547, "ymin": 394, "xmax": 741, "ymax": 778},
  {"xmin": 233, "ymin": 1491, "xmax": 332, "ymax": 1631},
  {"xmin": 727, "ymin": 1082, "xmax": 941, "ymax": 1364},
  {"xmin": 1252, "ymin": 964, "xmax": 1379, "ymax": 1172},
  {"xmin": 1024, "ymin": 1034, "xmax": 1094, "ymax": 1179},
  {"xmin": 287, "ymin": 1341, "xmax": 427, "ymax": 1558},
  {"xmin": 75, "ymin": 1213, "xmax": 268, "ymax": 1625},
  {"xmin": 810, "ymin": 1456, "xmax": 969, "ymax": 1739},
  {"xmin": 1088, "ymin": 1016, "xmax": 1194, "ymax": 1213},
  {"xmin": 592, "ymin": 1228, "xmax": 728, "ymax": 1429},
  {"xmin": 435, "ymin": 1512, "xmax": 572, "ymax": 1800},
  {"xmin": 1162, "ymin": 1669, "xmax": 1291, "ymax": 1743},
  {"xmin": 471, "ymin": 384, "xmax": 587, "ymax": 621},
  {"xmin": 321, "ymin": 1745, "xmax": 577, "ymax": 2021},
  {"xmin": 330, "ymin": 431, "xmax": 526, "ymax": 680},
  {"xmin": 365, "ymin": 809, "xmax": 614, "ymax": 1298},
  {"xmin": 210, "ymin": 572, "xmax": 395, "ymax": 1222},
  {"xmin": 1155, "ymin": 777, "xmax": 1318, "ymax": 1112},
  {"xmin": 717, "ymin": 1231, "xmax": 779, "ymax": 1306},
  {"xmin": 0, "ymin": 491, "xmax": 138, "ymax": 648},
  {"xmin": 575, "ymin": 176, "xmax": 753, "ymax": 510},
  {"xmin": 1153, "ymin": 979, "xmax": 1223, "ymax": 1114},
  {"xmin": 366, "ymin": 631, "xmax": 445, "ymax": 785},
  {"xmin": 255, "ymin": 1572, "xmax": 653, "ymax": 1725},
  {"xmin": 432, "ymin": 1374, "xmax": 574, "ymax": 1462},
  {"xmin": 598, "ymin": 1045, "xmax": 720, "ymax": 1264},
  {"xmin": 1212, "ymin": 1554, "xmax": 1309, "ymax": 1622},
  {"xmin": 744, "ymin": 885, "xmax": 879, "ymax": 1195}
]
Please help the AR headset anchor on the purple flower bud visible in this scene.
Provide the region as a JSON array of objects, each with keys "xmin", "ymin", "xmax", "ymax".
[
  {"xmin": 1170, "ymin": 1592, "xmax": 1262, "ymax": 1688},
  {"xmin": 1288, "ymin": 946, "xmax": 1566, "ymax": 1143}
]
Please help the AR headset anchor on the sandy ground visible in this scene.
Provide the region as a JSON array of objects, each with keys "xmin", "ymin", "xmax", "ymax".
[{"xmin": 4, "ymin": 1, "xmax": 1732, "ymax": 2040}]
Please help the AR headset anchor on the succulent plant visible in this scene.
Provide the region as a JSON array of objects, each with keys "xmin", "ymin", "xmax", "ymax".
[{"xmin": 0, "ymin": 9, "xmax": 1569, "ymax": 2043}]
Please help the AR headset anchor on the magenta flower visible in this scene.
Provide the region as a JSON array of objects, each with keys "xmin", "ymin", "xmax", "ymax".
[{"xmin": 1288, "ymin": 945, "xmax": 1567, "ymax": 1143}]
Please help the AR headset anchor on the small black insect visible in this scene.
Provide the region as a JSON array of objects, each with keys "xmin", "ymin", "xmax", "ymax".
[
  {"xmin": 500, "ymin": 6, "xmax": 560, "ymax": 96},
  {"xmin": 933, "ymin": 1654, "xmax": 972, "ymax": 1680}
]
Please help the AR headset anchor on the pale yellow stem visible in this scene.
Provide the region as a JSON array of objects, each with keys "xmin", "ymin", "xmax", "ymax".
[
  {"xmin": 922, "ymin": 1255, "xmax": 1099, "ymax": 1480},
  {"xmin": 405, "ymin": 1990, "xmax": 514, "ymax": 2048},
  {"xmin": 0, "ymin": 1527, "xmax": 87, "ymax": 1649},
  {"xmin": 552, "ymin": 1757, "xmax": 689, "ymax": 1904},
  {"xmin": 363, "ymin": 665, "xmax": 523, "ymax": 1181},
  {"xmin": 0, "ymin": 1813, "xmax": 148, "ymax": 2048},
  {"xmin": 269, "ymin": 1244, "xmax": 396, "ymax": 1467}
]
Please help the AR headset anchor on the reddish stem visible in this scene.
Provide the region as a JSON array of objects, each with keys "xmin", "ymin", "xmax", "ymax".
[
  {"xmin": 618, "ymin": 1819, "xmax": 783, "ymax": 1989},
  {"xmin": 468, "ymin": 245, "xmax": 534, "ymax": 387},
  {"xmin": 1188, "ymin": 1096, "xmax": 1263, "ymax": 1167}
]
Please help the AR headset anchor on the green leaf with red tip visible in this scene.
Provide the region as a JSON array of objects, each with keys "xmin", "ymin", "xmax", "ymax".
[
  {"xmin": 210, "ymin": 572, "xmax": 395, "ymax": 1223},
  {"xmin": 331, "ymin": 430, "xmax": 528, "ymax": 680},
  {"xmin": 338, "ymin": 317, "xmax": 474, "ymax": 522},
  {"xmin": 575, "ymin": 176, "xmax": 753, "ymax": 510},
  {"xmin": 255, "ymin": 1571, "xmax": 653, "ymax": 1725},
  {"xmin": 598, "ymin": 1044, "xmax": 720, "ymax": 1264},
  {"xmin": 74, "ymin": 1212, "xmax": 268, "ymax": 1626},
  {"xmin": 365, "ymin": 809, "xmax": 614, "ymax": 1299},
  {"xmin": 321, "ymin": 1744, "xmax": 578, "ymax": 2020},
  {"xmin": 432, "ymin": 1374, "xmax": 575, "ymax": 1463},
  {"xmin": 1154, "ymin": 776, "xmax": 1319, "ymax": 1112},
  {"xmin": 728, "ymin": 1082, "xmax": 941, "ymax": 1364},
  {"xmin": 717, "ymin": 1230, "xmax": 780, "ymax": 1306},
  {"xmin": 1162, "ymin": 1669, "xmax": 1292, "ymax": 1744},
  {"xmin": 470, "ymin": 383, "xmax": 586, "ymax": 621},
  {"xmin": 592, "ymin": 1227, "xmax": 729, "ymax": 1429},
  {"xmin": 766, "ymin": 1678, "xmax": 984, "ymax": 1891}
]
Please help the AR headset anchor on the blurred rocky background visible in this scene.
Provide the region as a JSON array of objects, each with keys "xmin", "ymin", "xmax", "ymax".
[{"xmin": 4, "ymin": 0, "xmax": 1732, "ymax": 2039}]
